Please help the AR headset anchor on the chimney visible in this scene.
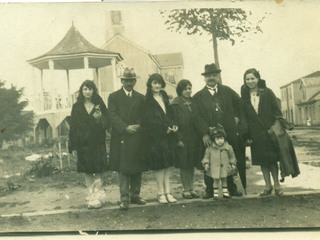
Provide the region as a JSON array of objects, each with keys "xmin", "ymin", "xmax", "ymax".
[{"xmin": 105, "ymin": 11, "xmax": 125, "ymax": 41}]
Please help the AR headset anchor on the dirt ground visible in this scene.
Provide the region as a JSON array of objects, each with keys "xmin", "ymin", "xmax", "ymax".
[{"xmin": 0, "ymin": 127, "xmax": 320, "ymax": 233}]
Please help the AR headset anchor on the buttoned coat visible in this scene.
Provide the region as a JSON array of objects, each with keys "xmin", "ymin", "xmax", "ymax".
[
  {"xmin": 192, "ymin": 84, "xmax": 242, "ymax": 168},
  {"xmin": 240, "ymin": 82, "xmax": 281, "ymax": 166},
  {"xmin": 108, "ymin": 88, "xmax": 147, "ymax": 175},
  {"xmin": 171, "ymin": 96, "xmax": 197, "ymax": 169},
  {"xmin": 201, "ymin": 142, "xmax": 236, "ymax": 179}
]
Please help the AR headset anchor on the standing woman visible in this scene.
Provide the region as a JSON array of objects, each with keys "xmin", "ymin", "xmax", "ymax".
[
  {"xmin": 69, "ymin": 80, "xmax": 109, "ymax": 209},
  {"xmin": 171, "ymin": 79, "xmax": 199, "ymax": 199},
  {"xmin": 240, "ymin": 69, "xmax": 283, "ymax": 196},
  {"xmin": 142, "ymin": 73, "xmax": 178, "ymax": 204}
]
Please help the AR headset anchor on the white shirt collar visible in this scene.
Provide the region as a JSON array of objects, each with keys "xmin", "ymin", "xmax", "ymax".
[{"xmin": 123, "ymin": 87, "xmax": 132, "ymax": 96}]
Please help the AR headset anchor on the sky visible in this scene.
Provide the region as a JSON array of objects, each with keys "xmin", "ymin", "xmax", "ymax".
[{"xmin": 0, "ymin": 0, "xmax": 320, "ymax": 109}]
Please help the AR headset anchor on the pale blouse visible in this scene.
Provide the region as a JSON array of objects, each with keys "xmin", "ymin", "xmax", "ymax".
[
  {"xmin": 250, "ymin": 91, "xmax": 260, "ymax": 113},
  {"xmin": 154, "ymin": 94, "xmax": 166, "ymax": 113}
]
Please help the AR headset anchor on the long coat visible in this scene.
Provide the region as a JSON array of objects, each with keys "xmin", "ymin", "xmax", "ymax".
[
  {"xmin": 171, "ymin": 96, "xmax": 197, "ymax": 169},
  {"xmin": 69, "ymin": 96, "xmax": 108, "ymax": 173},
  {"xmin": 192, "ymin": 84, "xmax": 243, "ymax": 169},
  {"xmin": 240, "ymin": 83, "xmax": 281, "ymax": 166},
  {"xmin": 108, "ymin": 88, "xmax": 147, "ymax": 175},
  {"xmin": 201, "ymin": 142, "xmax": 236, "ymax": 179},
  {"xmin": 141, "ymin": 90, "xmax": 176, "ymax": 170}
]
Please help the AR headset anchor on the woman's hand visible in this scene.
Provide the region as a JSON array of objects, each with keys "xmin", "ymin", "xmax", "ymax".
[
  {"xmin": 202, "ymin": 134, "xmax": 212, "ymax": 147},
  {"xmin": 93, "ymin": 105, "xmax": 102, "ymax": 120},
  {"xmin": 204, "ymin": 163, "xmax": 209, "ymax": 172},
  {"xmin": 125, "ymin": 125, "xmax": 137, "ymax": 134},
  {"xmin": 167, "ymin": 125, "xmax": 178, "ymax": 134}
]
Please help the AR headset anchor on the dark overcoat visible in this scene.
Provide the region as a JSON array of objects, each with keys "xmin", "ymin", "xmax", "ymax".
[
  {"xmin": 192, "ymin": 84, "xmax": 242, "ymax": 169},
  {"xmin": 69, "ymin": 96, "xmax": 108, "ymax": 173},
  {"xmin": 171, "ymin": 96, "xmax": 197, "ymax": 169},
  {"xmin": 240, "ymin": 82, "xmax": 281, "ymax": 166},
  {"xmin": 141, "ymin": 90, "xmax": 176, "ymax": 170},
  {"xmin": 108, "ymin": 88, "xmax": 147, "ymax": 175}
]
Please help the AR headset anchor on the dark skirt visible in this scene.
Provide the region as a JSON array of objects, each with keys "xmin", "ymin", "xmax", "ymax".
[
  {"xmin": 251, "ymin": 133, "xmax": 279, "ymax": 166},
  {"xmin": 77, "ymin": 144, "xmax": 108, "ymax": 173}
]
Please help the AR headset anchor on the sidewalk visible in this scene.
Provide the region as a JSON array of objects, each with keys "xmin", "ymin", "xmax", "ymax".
[{"xmin": 1, "ymin": 146, "xmax": 320, "ymax": 218}]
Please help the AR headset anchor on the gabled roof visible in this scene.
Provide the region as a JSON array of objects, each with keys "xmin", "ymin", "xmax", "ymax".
[
  {"xmin": 153, "ymin": 53, "xmax": 183, "ymax": 67},
  {"xmin": 280, "ymin": 71, "xmax": 320, "ymax": 88},
  {"xmin": 308, "ymin": 90, "xmax": 320, "ymax": 102},
  {"xmin": 29, "ymin": 24, "xmax": 122, "ymax": 62},
  {"xmin": 103, "ymin": 34, "xmax": 160, "ymax": 69}
]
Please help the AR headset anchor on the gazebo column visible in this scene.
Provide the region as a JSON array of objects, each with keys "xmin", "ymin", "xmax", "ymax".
[
  {"xmin": 111, "ymin": 58, "xmax": 119, "ymax": 91},
  {"xmin": 66, "ymin": 70, "xmax": 71, "ymax": 107},
  {"xmin": 40, "ymin": 69, "xmax": 44, "ymax": 111},
  {"xmin": 95, "ymin": 68, "xmax": 102, "ymax": 95},
  {"xmin": 49, "ymin": 60, "xmax": 57, "ymax": 110}
]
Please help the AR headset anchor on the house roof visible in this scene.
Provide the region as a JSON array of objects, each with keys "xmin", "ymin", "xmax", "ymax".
[
  {"xmin": 280, "ymin": 71, "xmax": 320, "ymax": 88},
  {"xmin": 308, "ymin": 90, "xmax": 320, "ymax": 102},
  {"xmin": 153, "ymin": 53, "xmax": 183, "ymax": 67},
  {"xmin": 28, "ymin": 24, "xmax": 122, "ymax": 70},
  {"xmin": 301, "ymin": 76, "xmax": 320, "ymax": 87}
]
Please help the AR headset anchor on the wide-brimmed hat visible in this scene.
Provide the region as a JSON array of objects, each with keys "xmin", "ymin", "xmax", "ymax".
[
  {"xmin": 119, "ymin": 68, "xmax": 139, "ymax": 80},
  {"xmin": 201, "ymin": 63, "xmax": 221, "ymax": 76}
]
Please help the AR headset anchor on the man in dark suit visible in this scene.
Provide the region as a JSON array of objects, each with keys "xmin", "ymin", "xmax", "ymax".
[
  {"xmin": 108, "ymin": 68, "xmax": 147, "ymax": 210},
  {"xmin": 193, "ymin": 63, "xmax": 245, "ymax": 198}
]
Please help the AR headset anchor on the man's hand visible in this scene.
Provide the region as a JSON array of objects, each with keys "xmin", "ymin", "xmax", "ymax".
[
  {"xmin": 202, "ymin": 134, "xmax": 212, "ymax": 147},
  {"xmin": 176, "ymin": 141, "xmax": 184, "ymax": 148},
  {"xmin": 234, "ymin": 117, "xmax": 240, "ymax": 126},
  {"xmin": 72, "ymin": 150, "xmax": 77, "ymax": 157},
  {"xmin": 125, "ymin": 125, "xmax": 137, "ymax": 134}
]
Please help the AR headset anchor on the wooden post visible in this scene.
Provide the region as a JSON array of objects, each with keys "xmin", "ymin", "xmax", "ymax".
[
  {"xmin": 66, "ymin": 140, "xmax": 70, "ymax": 168},
  {"xmin": 58, "ymin": 141, "xmax": 63, "ymax": 170},
  {"xmin": 66, "ymin": 70, "xmax": 71, "ymax": 107}
]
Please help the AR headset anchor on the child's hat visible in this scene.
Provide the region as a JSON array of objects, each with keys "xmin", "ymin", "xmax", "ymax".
[{"xmin": 210, "ymin": 124, "xmax": 226, "ymax": 138}]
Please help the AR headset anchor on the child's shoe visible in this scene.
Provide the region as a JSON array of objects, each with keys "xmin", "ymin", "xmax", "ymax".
[
  {"xmin": 213, "ymin": 188, "xmax": 219, "ymax": 199},
  {"xmin": 222, "ymin": 187, "xmax": 231, "ymax": 198}
]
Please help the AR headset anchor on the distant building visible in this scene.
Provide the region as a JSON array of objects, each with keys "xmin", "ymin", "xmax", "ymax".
[
  {"xmin": 99, "ymin": 11, "xmax": 183, "ymax": 98},
  {"xmin": 280, "ymin": 71, "xmax": 320, "ymax": 125}
]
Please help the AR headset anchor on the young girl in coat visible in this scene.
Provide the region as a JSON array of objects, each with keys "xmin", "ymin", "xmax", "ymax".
[{"xmin": 202, "ymin": 124, "xmax": 237, "ymax": 199}]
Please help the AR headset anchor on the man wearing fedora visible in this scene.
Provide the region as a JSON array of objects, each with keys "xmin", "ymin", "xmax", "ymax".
[
  {"xmin": 193, "ymin": 63, "xmax": 245, "ymax": 198},
  {"xmin": 108, "ymin": 67, "xmax": 147, "ymax": 210}
]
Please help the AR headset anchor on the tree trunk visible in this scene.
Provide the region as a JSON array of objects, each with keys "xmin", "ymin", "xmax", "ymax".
[{"xmin": 211, "ymin": 33, "xmax": 222, "ymax": 84}]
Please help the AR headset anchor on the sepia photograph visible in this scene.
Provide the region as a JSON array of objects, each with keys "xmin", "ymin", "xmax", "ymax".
[{"xmin": 0, "ymin": 0, "xmax": 320, "ymax": 236}]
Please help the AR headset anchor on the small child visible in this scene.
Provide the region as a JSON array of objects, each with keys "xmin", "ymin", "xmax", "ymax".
[{"xmin": 202, "ymin": 125, "xmax": 237, "ymax": 199}]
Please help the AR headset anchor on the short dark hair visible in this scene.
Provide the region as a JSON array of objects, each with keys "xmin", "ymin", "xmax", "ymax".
[
  {"xmin": 146, "ymin": 73, "xmax": 166, "ymax": 89},
  {"xmin": 176, "ymin": 79, "xmax": 192, "ymax": 96},
  {"xmin": 77, "ymin": 80, "xmax": 100, "ymax": 104}
]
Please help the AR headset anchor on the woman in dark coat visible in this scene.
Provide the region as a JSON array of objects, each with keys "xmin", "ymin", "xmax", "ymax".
[
  {"xmin": 69, "ymin": 80, "xmax": 109, "ymax": 208},
  {"xmin": 241, "ymin": 68, "xmax": 283, "ymax": 196},
  {"xmin": 171, "ymin": 79, "xmax": 199, "ymax": 199},
  {"xmin": 142, "ymin": 73, "xmax": 178, "ymax": 204}
]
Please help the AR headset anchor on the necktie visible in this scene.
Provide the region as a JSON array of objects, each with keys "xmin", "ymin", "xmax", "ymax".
[{"xmin": 127, "ymin": 92, "xmax": 131, "ymax": 98}]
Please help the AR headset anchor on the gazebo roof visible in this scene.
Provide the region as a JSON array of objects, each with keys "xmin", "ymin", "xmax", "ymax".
[{"xmin": 28, "ymin": 24, "xmax": 123, "ymax": 70}]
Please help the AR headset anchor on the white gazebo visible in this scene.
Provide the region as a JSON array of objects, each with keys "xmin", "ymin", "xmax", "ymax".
[{"xmin": 28, "ymin": 23, "xmax": 123, "ymax": 142}]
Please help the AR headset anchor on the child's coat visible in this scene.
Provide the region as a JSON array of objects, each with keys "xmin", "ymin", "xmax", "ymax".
[{"xmin": 202, "ymin": 142, "xmax": 236, "ymax": 179}]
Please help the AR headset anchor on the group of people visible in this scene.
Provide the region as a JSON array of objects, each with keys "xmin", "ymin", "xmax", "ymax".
[{"xmin": 68, "ymin": 63, "xmax": 285, "ymax": 210}]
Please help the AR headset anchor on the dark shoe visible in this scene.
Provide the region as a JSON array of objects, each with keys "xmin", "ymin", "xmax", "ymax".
[
  {"xmin": 190, "ymin": 190, "xmax": 199, "ymax": 199},
  {"xmin": 130, "ymin": 197, "xmax": 146, "ymax": 205},
  {"xmin": 275, "ymin": 188, "xmax": 283, "ymax": 197},
  {"xmin": 182, "ymin": 191, "xmax": 193, "ymax": 199},
  {"xmin": 202, "ymin": 192, "xmax": 213, "ymax": 199},
  {"xmin": 119, "ymin": 201, "xmax": 129, "ymax": 210},
  {"xmin": 230, "ymin": 191, "xmax": 243, "ymax": 197},
  {"xmin": 259, "ymin": 187, "xmax": 273, "ymax": 197}
]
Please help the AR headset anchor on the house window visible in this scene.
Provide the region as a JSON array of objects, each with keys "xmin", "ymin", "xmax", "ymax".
[
  {"xmin": 111, "ymin": 11, "xmax": 122, "ymax": 24},
  {"xmin": 288, "ymin": 87, "xmax": 292, "ymax": 100}
]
